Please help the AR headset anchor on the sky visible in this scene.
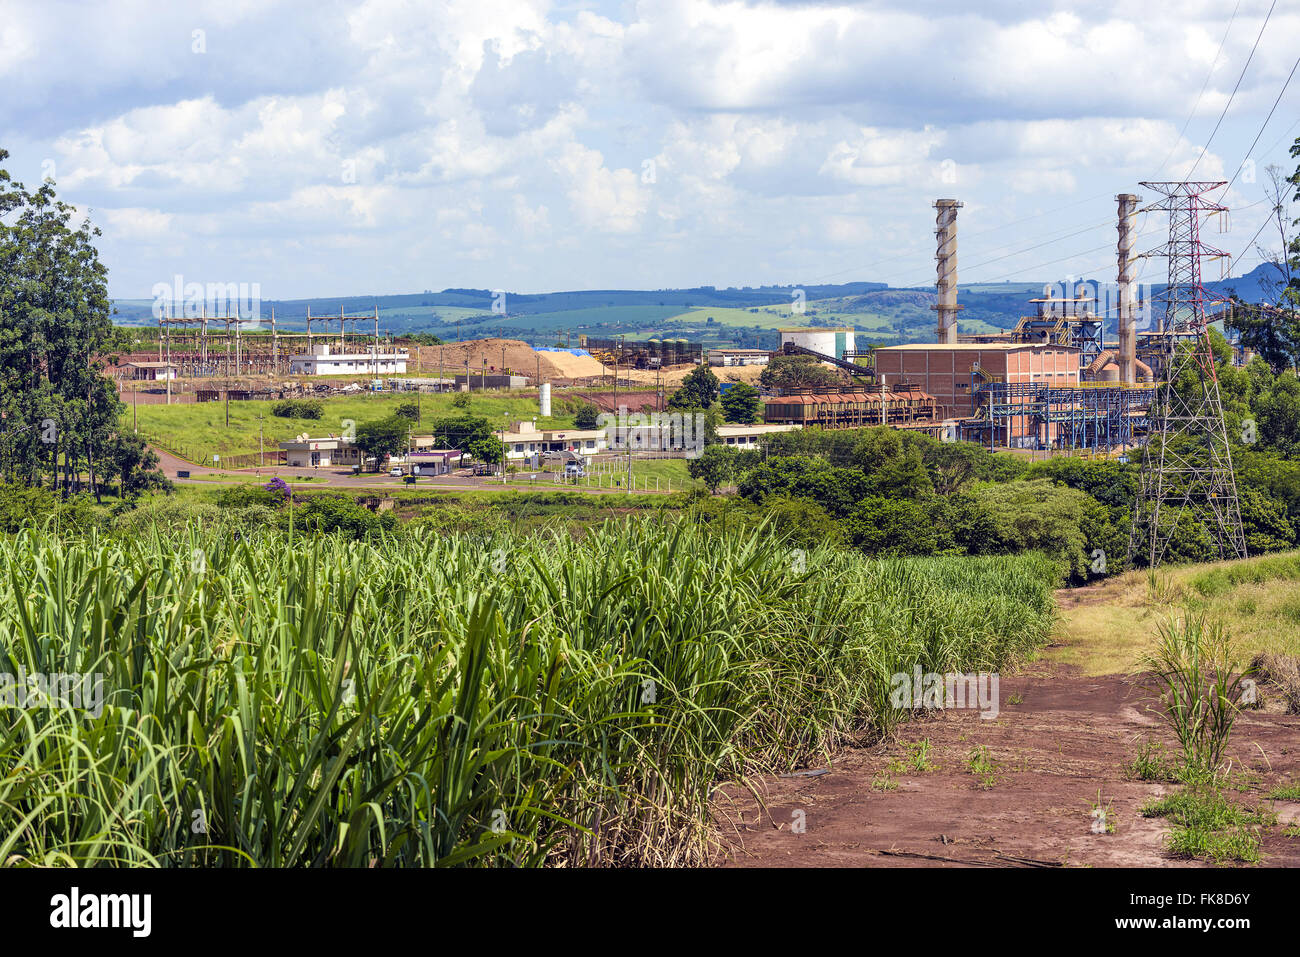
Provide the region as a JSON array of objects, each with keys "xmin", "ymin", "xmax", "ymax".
[{"xmin": 2, "ymin": 0, "xmax": 1297, "ymax": 300}]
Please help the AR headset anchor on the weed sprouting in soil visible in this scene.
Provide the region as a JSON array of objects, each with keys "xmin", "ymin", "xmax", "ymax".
[
  {"xmin": 966, "ymin": 746, "xmax": 998, "ymax": 789},
  {"xmin": 1142, "ymin": 788, "xmax": 1274, "ymax": 864},
  {"xmin": 1268, "ymin": 781, "xmax": 1300, "ymax": 800},
  {"xmin": 1125, "ymin": 740, "xmax": 1180, "ymax": 783},
  {"xmin": 908, "ymin": 738, "xmax": 935, "ymax": 773},
  {"xmin": 1089, "ymin": 790, "xmax": 1117, "ymax": 834}
]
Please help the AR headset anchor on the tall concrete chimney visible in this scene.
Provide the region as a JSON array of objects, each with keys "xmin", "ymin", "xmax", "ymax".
[
  {"xmin": 1116, "ymin": 193, "xmax": 1140, "ymax": 385},
  {"xmin": 932, "ymin": 199, "xmax": 963, "ymax": 344}
]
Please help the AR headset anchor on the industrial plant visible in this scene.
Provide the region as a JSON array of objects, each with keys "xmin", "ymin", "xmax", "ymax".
[{"xmin": 756, "ymin": 187, "xmax": 1244, "ymax": 463}]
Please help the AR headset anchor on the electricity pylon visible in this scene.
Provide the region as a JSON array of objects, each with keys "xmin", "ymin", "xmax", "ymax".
[{"xmin": 1128, "ymin": 181, "xmax": 1246, "ymax": 568}]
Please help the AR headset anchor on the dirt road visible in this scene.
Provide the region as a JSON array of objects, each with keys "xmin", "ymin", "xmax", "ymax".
[{"xmin": 715, "ymin": 664, "xmax": 1300, "ymax": 868}]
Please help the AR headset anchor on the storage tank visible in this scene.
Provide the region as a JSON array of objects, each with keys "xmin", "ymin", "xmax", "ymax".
[
  {"xmin": 539, "ymin": 382, "xmax": 552, "ymax": 417},
  {"xmin": 779, "ymin": 327, "xmax": 856, "ymax": 360}
]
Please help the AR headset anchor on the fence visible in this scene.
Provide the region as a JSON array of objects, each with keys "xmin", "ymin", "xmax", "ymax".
[{"xmin": 138, "ymin": 431, "xmax": 285, "ymax": 470}]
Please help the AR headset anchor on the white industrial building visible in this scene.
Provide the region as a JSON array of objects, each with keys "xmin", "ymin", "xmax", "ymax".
[
  {"xmin": 708, "ymin": 348, "xmax": 771, "ymax": 367},
  {"xmin": 289, "ymin": 344, "xmax": 409, "ymax": 376},
  {"xmin": 502, "ymin": 421, "xmax": 606, "ymax": 461},
  {"xmin": 778, "ymin": 327, "xmax": 856, "ymax": 360},
  {"xmin": 715, "ymin": 423, "xmax": 801, "ymax": 447}
]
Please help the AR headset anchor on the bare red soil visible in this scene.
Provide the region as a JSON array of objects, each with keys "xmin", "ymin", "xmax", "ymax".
[{"xmin": 714, "ymin": 664, "xmax": 1300, "ymax": 868}]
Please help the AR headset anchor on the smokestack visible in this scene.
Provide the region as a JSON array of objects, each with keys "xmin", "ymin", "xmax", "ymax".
[
  {"xmin": 1116, "ymin": 193, "xmax": 1140, "ymax": 385},
  {"xmin": 932, "ymin": 199, "xmax": 963, "ymax": 344}
]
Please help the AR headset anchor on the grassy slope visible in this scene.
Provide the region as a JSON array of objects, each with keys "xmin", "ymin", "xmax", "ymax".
[
  {"xmin": 128, "ymin": 393, "xmax": 574, "ymax": 461},
  {"xmin": 660, "ymin": 303, "xmax": 1002, "ymax": 339},
  {"xmin": 1050, "ymin": 551, "xmax": 1300, "ymax": 675}
]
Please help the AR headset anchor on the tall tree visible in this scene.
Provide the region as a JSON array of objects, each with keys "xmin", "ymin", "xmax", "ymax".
[
  {"xmin": 0, "ymin": 148, "xmax": 126, "ymax": 497},
  {"xmin": 759, "ymin": 354, "xmax": 842, "ymax": 393},
  {"xmin": 719, "ymin": 381, "xmax": 763, "ymax": 423},
  {"xmin": 667, "ymin": 364, "xmax": 720, "ymax": 410},
  {"xmin": 355, "ymin": 415, "xmax": 410, "ymax": 471},
  {"xmin": 1228, "ymin": 144, "xmax": 1300, "ymax": 371}
]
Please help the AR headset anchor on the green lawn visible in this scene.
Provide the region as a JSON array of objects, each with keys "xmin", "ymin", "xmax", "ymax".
[
  {"xmin": 128, "ymin": 392, "xmax": 574, "ymax": 463},
  {"xmin": 504, "ymin": 457, "xmax": 699, "ymax": 492}
]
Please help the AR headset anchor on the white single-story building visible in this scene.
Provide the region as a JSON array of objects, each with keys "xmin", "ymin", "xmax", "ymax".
[
  {"xmin": 501, "ymin": 422, "xmax": 607, "ymax": 461},
  {"xmin": 279, "ymin": 436, "xmax": 368, "ymax": 468},
  {"xmin": 289, "ymin": 344, "xmax": 409, "ymax": 376},
  {"xmin": 715, "ymin": 423, "xmax": 801, "ymax": 448},
  {"xmin": 125, "ymin": 361, "xmax": 178, "ymax": 380},
  {"xmin": 391, "ymin": 449, "xmax": 460, "ymax": 475}
]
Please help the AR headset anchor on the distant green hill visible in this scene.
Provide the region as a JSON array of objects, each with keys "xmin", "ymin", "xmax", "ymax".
[{"xmin": 111, "ymin": 264, "xmax": 1282, "ymax": 348}]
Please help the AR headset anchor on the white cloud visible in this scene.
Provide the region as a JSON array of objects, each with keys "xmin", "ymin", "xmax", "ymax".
[
  {"xmin": 97, "ymin": 207, "xmax": 177, "ymax": 239},
  {"xmin": 1, "ymin": 0, "xmax": 1290, "ymax": 294},
  {"xmin": 552, "ymin": 143, "xmax": 648, "ymax": 232}
]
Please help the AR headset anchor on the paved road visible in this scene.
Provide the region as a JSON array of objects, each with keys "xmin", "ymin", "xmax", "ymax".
[{"xmin": 151, "ymin": 446, "xmax": 676, "ymax": 495}]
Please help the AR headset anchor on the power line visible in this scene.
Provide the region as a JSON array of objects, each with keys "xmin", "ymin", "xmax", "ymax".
[
  {"xmin": 1261, "ymin": 115, "xmax": 1300, "ymax": 158},
  {"xmin": 1220, "ymin": 53, "xmax": 1300, "ymax": 195},
  {"xmin": 1230, "ymin": 216, "xmax": 1275, "ymax": 272},
  {"xmin": 804, "ymin": 190, "xmax": 1124, "ymax": 286},
  {"xmin": 1187, "ymin": 0, "xmax": 1277, "ymax": 178},
  {"xmin": 1155, "ymin": 0, "xmax": 1242, "ymax": 177},
  {"xmin": 874, "ymin": 215, "xmax": 1122, "ymax": 290}
]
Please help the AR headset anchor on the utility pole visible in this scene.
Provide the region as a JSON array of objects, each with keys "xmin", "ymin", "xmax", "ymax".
[
  {"xmin": 1128, "ymin": 181, "xmax": 1246, "ymax": 568},
  {"xmin": 258, "ymin": 413, "xmax": 265, "ymax": 468},
  {"xmin": 165, "ymin": 309, "xmax": 172, "ymax": 405}
]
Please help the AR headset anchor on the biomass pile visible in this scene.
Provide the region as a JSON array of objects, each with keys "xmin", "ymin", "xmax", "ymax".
[{"xmin": 411, "ymin": 337, "xmax": 606, "ymax": 380}]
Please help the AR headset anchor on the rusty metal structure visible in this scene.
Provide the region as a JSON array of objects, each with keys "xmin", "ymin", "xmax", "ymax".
[
  {"xmin": 147, "ymin": 305, "xmax": 390, "ymax": 377},
  {"xmin": 581, "ymin": 336, "xmax": 701, "ymax": 369},
  {"xmin": 763, "ymin": 384, "xmax": 937, "ymax": 429}
]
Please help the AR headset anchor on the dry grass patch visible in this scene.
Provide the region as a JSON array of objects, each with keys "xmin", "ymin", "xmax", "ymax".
[{"xmin": 1049, "ymin": 551, "xmax": 1300, "ymax": 675}]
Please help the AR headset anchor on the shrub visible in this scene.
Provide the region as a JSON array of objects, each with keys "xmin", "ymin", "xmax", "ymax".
[
  {"xmin": 573, "ymin": 401, "xmax": 600, "ymax": 430},
  {"xmin": 217, "ymin": 484, "xmax": 282, "ymax": 509},
  {"xmin": 284, "ymin": 494, "xmax": 397, "ymax": 539},
  {"xmin": 270, "ymin": 399, "xmax": 324, "ymax": 420}
]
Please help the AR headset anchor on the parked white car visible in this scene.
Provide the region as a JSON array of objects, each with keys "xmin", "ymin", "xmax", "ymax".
[{"xmin": 389, "ymin": 466, "xmax": 404, "ymax": 477}]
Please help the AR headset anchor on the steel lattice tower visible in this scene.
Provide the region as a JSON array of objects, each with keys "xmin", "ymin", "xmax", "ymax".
[{"xmin": 1128, "ymin": 181, "xmax": 1246, "ymax": 567}]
